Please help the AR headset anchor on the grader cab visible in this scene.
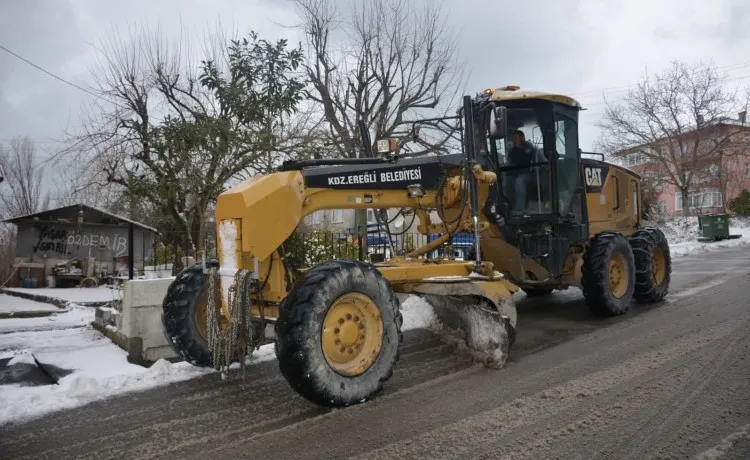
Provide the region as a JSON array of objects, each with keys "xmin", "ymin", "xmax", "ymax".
[{"xmin": 162, "ymin": 87, "xmax": 672, "ymax": 407}]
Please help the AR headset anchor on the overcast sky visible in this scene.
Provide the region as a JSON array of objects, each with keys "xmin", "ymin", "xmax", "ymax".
[{"xmin": 2, "ymin": 0, "xmax": 749, "ymax": 179}]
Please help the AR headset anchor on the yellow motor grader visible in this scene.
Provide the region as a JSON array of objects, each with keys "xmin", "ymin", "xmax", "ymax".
[{"xmin": 161, "ymin": 87, "xmax": 671, "ymax": 407}]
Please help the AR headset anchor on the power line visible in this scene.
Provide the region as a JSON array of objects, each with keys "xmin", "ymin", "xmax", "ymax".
[
  {"xmin": 570, "ymin": 60, "xmax": 750, "ymax": 100},
  {"xmin": 0, "ymin": 138, "xmax": 65, "ymax": 144},
  {"xmin": 0, "ymin": 44, "xmax": 100, "ymax": 100},
  {"xmin": 578, "ymin": 73, "xmax": 750, "ymax": 109},
  {"xmin": 0, "ymin": 43, "xmax": 119, "ymax": 108}
]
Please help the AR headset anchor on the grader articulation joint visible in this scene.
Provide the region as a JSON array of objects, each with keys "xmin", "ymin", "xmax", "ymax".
[{"xmin": 162, "ymin": 86, "xmax": 672, "ymax": 407}]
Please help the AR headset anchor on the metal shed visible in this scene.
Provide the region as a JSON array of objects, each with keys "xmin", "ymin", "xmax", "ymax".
[{"xmin": 3, "ymin": 204, "xmax": 159, "ymax": 287}]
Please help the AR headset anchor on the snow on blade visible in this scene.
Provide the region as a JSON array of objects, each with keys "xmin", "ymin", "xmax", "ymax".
[
  {"xmin": 422, "ymin": 276, "xmax": 471, "ymax": 282},
  {"xmin": 400, "ymin": 295, "xmax": 439, "ymax": 331},
  {"xmin": 423, "ymin": 295, "xmax": 510, "ymax": 369}
]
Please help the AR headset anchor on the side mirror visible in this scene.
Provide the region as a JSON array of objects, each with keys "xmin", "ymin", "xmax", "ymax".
[
  {"xmin": 487, "ymin": 106, "xmax": 508, "ymax": 139},
  {"xmin": 492, "ymin": 105, "xmax": 508, "ymax": 139}
]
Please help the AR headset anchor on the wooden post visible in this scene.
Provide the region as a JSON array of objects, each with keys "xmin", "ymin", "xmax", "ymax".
[{"xmin": 128, "ymin": 223, "xmax": 134, "ymax": 280}]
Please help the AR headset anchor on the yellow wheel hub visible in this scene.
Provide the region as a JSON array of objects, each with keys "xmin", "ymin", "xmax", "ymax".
[
  {"xmin": 652, "ymin": 247, "xmax": 666, "ymax": 285},
  {"xmin": 321, "ymin": 292, "xmax": 384, "ymax": 377},
  {"xmin": 608, "ymin": 252, "xmax": 629, "ymax": 299}
]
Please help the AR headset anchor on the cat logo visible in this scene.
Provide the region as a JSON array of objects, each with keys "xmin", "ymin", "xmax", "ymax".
[{"xmin": 584, "ymin": 167, "xmax": 603, "ymax": 187}]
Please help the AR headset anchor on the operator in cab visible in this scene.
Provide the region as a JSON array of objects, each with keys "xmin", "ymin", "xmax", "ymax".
[{"xmin": 507, "ymin": 130, "xmax": 546, "ymax": 213}]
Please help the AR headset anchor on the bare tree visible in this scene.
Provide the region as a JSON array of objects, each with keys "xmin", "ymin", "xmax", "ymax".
[
  {"xmin": 50, "ymin": 155, "xmax": 124, "ymax": 209},
  {"xmin": 0, "ymin": 224, "xmax": 17, "ymax": 287},
  {"xmin": 0, "ymin": 136, "xmax": 50, "ymax": 218},
  {"xmin": 597, "ymin": 60, "xmax": 748, "ymax": 214},
  {"xmin": 62, "ymin": 25, "xmax": 309, "ymax": 254},
  {"xmin": 294, "ymin": 0, "xmax": 467, "ymax": 247},
  {"xmin": 295, "ymin": 0, "xmax": 465, "ymax": 158}
]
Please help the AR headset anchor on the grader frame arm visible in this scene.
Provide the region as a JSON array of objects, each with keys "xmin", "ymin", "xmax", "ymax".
[{"xmin": 212, "ymin": 159, "xmax": 517, "ymax": 313}]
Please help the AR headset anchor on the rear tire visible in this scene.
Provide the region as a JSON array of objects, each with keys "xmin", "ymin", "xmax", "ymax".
[
  {"xmin": 629, "ymin": 227, "xmax": 671, "ymax": 303},
  {"xmin": 274, "ymin": 259, "xmax": 403, "ymax": 407},
  {"xmin": 582, "ymin": 233, "xmax": 635, "ymax": 317},
  {"xmin": 162, "ymin": 260, "xmax": 218, "ymax": 367}
]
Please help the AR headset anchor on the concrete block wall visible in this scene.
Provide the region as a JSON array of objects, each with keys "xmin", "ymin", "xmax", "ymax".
[
  {"xmin": 119, "ymin": 277, "xmax": 178, "ymax": 363},
  {"xmin": 93, "ymin": 277, "xmax": 180, "ymax": 364}
]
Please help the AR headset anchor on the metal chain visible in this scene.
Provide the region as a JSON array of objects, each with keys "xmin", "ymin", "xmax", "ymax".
[{"xmin": 206, "ymin": 267, "xmax": 256, "ymax": 379}]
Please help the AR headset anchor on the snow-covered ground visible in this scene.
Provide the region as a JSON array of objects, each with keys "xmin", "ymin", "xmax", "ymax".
[
  {"xmin": 0, "ymin": 294, "xmax": 59, "ymax": 315},
  {"xmin": 646, "ymin": 215, "xmax": 750, "ymax": 258},
  {"xmin": 0, "ymin": 299, "xmax": 277, "ymax": 426},
  {"xmin": 0, "ymin": 294, "xmax": 431, "ymax": 426},
  {"xmin": 4, "ymin": 286, "xmax": 123, "ymax": 304},
  {"xmin": 0, "ymin": 215, "xmax": 747, "ymax": 426},
  {"xmin": 0, "ymin": 304, "xmax": 92, "ymax": 334}
]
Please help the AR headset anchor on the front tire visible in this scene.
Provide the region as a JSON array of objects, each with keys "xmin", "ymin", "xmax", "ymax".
[
  {"xmin": 274, "ymin": 259, "xmax": 403, "ymax": 407},
  {"xmin": 630, "ymin": 227, "xmax": 671, "ymax": 303},
  {"xmin": 582, "ymin": 233, "xmax": 636, "ymax": 317},
  {"xmin": 161, "ymin": 261, "xmax": 218, "ymax": 367}
]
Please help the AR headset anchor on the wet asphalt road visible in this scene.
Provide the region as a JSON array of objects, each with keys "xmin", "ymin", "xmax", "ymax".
[{"xmin": 1, "ymin": 245, "xmax": 750, "ymax": 459}]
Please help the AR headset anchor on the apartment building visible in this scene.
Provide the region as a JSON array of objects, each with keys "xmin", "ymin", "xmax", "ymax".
[{"xmin": 613, "ymin": 116, "xmax": 750, "ymax": 216}]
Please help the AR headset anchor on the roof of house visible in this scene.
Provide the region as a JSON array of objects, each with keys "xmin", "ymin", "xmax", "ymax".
[{"xmin": 2, "ymin": 203, "xmax": 160, "ymax": 234}]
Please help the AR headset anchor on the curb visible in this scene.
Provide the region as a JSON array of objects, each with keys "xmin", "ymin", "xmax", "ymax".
[
  {"xmin": 90, "ymin": 320, "xmax": 130, "ymax": 352},
  {"xmin": 0, "ymin": 310, "xmax": 59, "ymax": 319},
  {"xmin": 0, "ymin": 288, "xmax": 69, "ymax": 309},
  {"xmin": 0, "ymin": 288, "xmax": 117, "ymax": 309}
]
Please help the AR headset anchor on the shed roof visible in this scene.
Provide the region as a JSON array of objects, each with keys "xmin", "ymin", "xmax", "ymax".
[{"xmin": 2, "ymin": 204, "xmax": 160, "ymax": 234}]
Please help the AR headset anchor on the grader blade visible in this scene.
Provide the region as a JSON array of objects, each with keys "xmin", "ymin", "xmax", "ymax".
[
  {"xmin": 421, "ymin": 294, "xmax": 514, "ymax": 368},
  {"xmin": 395, "ymin": 277, "xmax": 519, "ymax": 369}
]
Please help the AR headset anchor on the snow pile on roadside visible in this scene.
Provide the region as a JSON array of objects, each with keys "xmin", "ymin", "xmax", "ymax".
[
  {"xmin": 0, "ymin": 358, "xmax": 214, "ymax": 426},
  {"xmin": 0, "ymin": 307, "xmax": 278, "ymax": 426},
  {"xmin": 645, "ymin": 215, "xmax": 750, "ymax": 258},
  {"xmin": 652, "ymin": 216, "xmax": 701, "ymax": 245}
]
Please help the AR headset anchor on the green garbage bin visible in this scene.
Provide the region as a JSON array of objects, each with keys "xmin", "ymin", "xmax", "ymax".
[{"xmin": 698, "ymin": 213, "xmax": 730, "ymax": 240}]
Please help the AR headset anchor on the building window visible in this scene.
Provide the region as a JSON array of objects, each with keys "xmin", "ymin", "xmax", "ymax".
[
  {"xmin": 745, "ymin": 163, "xmax": 750, "ymax": 178},
  {"xmin": 331, "ymin": 209, "xmax": 344, "ymax": 223},
  {"xmin": 310, "ymin": 211, "xmax": 323, "ymax": 224},
  {"xmin": 367, "ymin": 209, "xmax": 376, "ymax": 223},
  {"xmin": 675, "ymin": 188, "xmax": 723, "ymax": 211},
  {"xmin": 622, "ymin": 151, "xmax": 649, "ymax": 167}
]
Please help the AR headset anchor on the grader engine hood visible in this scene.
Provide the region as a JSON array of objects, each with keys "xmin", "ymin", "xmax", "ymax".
[{"xmin": 215, "ymin": 171, "xmax": 306, "ymax": 264}]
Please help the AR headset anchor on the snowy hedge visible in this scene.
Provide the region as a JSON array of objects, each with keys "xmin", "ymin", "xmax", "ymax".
[{"xmin": 283, "ymin": 231, "xmax": 361, "ymax": 268}]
